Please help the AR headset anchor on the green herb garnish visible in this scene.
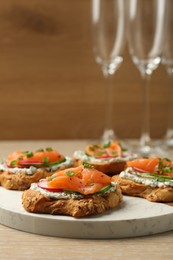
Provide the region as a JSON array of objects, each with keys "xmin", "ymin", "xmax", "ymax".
[
  {"xmin": 66, "ymin": 171, "xmax": 75, "ymax": 177},
  {"xmin": 47, "ymin": 176, "xmax": 55, "ymax": 181},
  {"xmin": 36, "ymin": 148, "xmax": 44, "ymax": 152},
  {"xmin": 46, "ymin": 147, "xmax": 53, "ymax": 152},
  {"xmin": 155, "ymin": 158, "xmax": 173, "ymax": 175},
  {"xmin": 47, "ymin": 158, "xmax": 66, "ymax": 167},
  {"xmin": 94, "ymin": 152, "xmax": 105, "ymax": 157},
  {"xmin": 89, "ymin": 146, "xmax": 95, "ymax": 152},
  {"xmin": 83, "ymin": 162, "xmax": 94, "ymax": 169},
  {"xmin": 42, "ymin": 157, "xmax": 49, "ymax": 164},
  {"xmin": 10, "ymin": 160, "xmax": 17, "ymax": 167},
  {"xmin": 17, "ymin": 155, "xmax": 23, "ymax": 160},
  {"xmin": 26, "ymin": 151, "xmax": 34, "ymax": 158},
  {"xmin": 63, "ymin": 189, "xmax": 82, "ymax": 195},
  {"xmin": 111, "ymin": 151, "xmax": 118, "ymax": 156},
  {"xmin": 103, "ymin": 141, "xmax": 111, "ymax": 148},
  {"xmin": 95, "ymin": 184, "xmax": 112, "ymax": 194},
  {"xmin": 137, "ymin": 172, "xmax": 173, "ymax": 182}
]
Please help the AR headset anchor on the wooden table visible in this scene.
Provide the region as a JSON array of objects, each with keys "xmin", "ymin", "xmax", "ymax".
[{"xmin": 0, "ymin": 140, "xmax": 173, "ymax": 260}]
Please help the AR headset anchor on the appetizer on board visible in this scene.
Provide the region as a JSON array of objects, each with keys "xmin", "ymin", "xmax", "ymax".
[
  {"xmin": 112, "ymin": 157, "xmax": 173, "ymax": 202},
  {"xmin": 73, "ymin": 140, "xmax": 137, "ymax": 175},
  {"xmin": 0, "ymin": 147, "xmax": 73, "ymax": 190},
  {"xmin": 22, "ymin": 163, "xmax": 122, "ymax": 217}
]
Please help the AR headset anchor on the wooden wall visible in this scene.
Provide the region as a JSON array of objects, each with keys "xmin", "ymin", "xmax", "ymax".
[{"xmin": 0, "ymin": 0, "xmax": 170, "ymax": 140}]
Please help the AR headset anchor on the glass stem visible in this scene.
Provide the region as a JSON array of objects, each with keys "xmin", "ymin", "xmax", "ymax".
[
  {"xmin": 166, "ymin": 67, "xmax": 173, "ymax": 146},
  {"xmin": 104, "ymin": 74, "xmax": 113, "ymax": 130},
  {"xmin": 140, "ymin": 70, "xmax": 151, "ymax": 148},
  {"xmin": 102, "ymin": 72, "xmax": 116, "ymax": 142}
]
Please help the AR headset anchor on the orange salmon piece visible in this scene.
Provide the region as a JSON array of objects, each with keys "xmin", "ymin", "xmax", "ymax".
[
  {"xmin": 127, "ymin": 157, "xmax": 159, "ymax": 172},
  {"xmin": 6, "ymin": 148, "xmax": 65, "ymax": 167},
  {"xmin": 24, "ymin": 150, "xmax": 64, "ymax": 163},
  {"xmin": 81, "ymin": 183, "xmax": 104, "ymax": 195},
  {"xmin": 7, "ymin": 151, "xmax": 23, "ymax": 162},
  {"xmin": 85, "ymin": 140, "xmax": 122, "ymax": 158},
  {"xmin": 47, "ymin": 165, "xmax": 112, "ymax": 195},
  {"xmin": 53, "ymin": 166, "xmax": 83, "ymax": 178},
  {"xmin": 48, "ymin": 175, "xmax": 84, "ymax": 192},
  {"xmin": 82, "ymin": 168, "xmax": 111, "ymax": 185},
  {"xmin": 108, "ymin": 141, "xmax": 122, "ymax": 157}
]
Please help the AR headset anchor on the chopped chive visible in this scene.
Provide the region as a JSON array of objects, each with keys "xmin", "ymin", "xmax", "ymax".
[
  {"xmin": 66, "ymin": 171, "xmax": 75, "ymax": 177},
  {"xmin": 36, "ymin": 148, "xmax": 44, "ymax": 152},
  {"xmin": 163, "ymin": 157, "xmax": 171, "ymax": 162},
  {"xmin": 94, "ymin": 152, "xmax": 105, "ymax": 157},
  {"xmin": 17, "ymin": 155, "xmax": 23, "ymax": 160},
  {"xmin": 46, "ymin": 147, "xmax": 53, "ymax": 152},
  {"xmin": 47, "ymin": 176, "xmax": 55, "ymax": 181},
  {"xmin": 26, "ymin": 151, "xmax": 34, "ymax": 158},
  {"xmin": 83, "ymin": 162, "xmax": 94, "ymax": 169},
  {"xmin": 111, "ymin": 151, "xmax": 117, "ymax": 156},
  {"xmin": 10, "ymin": 160, "xmax": 17, "ymax": 167},
  {"xmin": 103, "ymin": 141, "xmax": 111, "ymax": 148},
  {"xmin": 95, "ymin": 184, "xmax": 112, "ymax": 194},
  {"xmin": 42, "ymin": 157, "xmax": 49, "ymax": 164},
  {"xmin": 154, "ymin": 157, "xmax": 173, "ymax": 175}
]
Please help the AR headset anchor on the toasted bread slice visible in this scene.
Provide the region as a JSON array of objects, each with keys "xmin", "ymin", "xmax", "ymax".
[
  {"xmin": 74, "ymin": 158, "xmax": 126, "ymax": 175},
  {"xmin": 22, "ymin": 185, "xmax": 122, "ymax": 218},
  {"xmin": 73, "ymin": 140, "xmax": 137, "ymax": 175},
  {"xmin": 0, "ymin": 170, "xmax": 52, "ymax": 191},
  {"xmin": 113, "ymin": 174, "xmax": 173, "ymax": 203}
]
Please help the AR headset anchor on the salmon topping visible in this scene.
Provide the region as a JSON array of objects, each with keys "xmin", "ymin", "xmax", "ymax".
[
  {"xmin": 46, "ymin": 164, "xmax": 112, "ymax": 195},
  {"xmin": 127, "ymin": 157, "xmax": 173, "ymax": 177},
  {"xmin": 6, "ymin": 148, "xmax": 65, "ymax": 168},
  {"xmin": 85, "ymin": 140, "xmax": 122, "ymax": 158}
]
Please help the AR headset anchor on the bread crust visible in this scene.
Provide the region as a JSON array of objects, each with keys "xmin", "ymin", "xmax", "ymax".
[
  {"xmin": 74, "ymin": 158, "xmax": 126, "ymax": 175},
  {"xmin": 0, "ymin": 170, "xmax": 53, "ymax": 190},
  {"xmin": 22, "ymin": 186, "xmax": 122, "ymax": 218},
  {"xmin": 113, "ymin": 175, "xmax": 173, "ymax": 203}
]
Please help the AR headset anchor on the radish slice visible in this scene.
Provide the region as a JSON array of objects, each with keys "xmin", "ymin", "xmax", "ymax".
[
  {"xmin": 38, "ymin": 179, "xmax": 63, "ymax": 192},
  {"xmin": 19, "ymin": 160, "xmax": 44, "ymax": 167},
  {"xmin": 132, "ymin": 166, "xmax": 149, "ymax": 173}
]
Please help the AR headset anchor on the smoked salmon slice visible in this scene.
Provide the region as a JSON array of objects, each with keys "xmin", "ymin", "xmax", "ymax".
[
  {"xmin": 6, "ymin": 147, "xmax": 65, "ymax": 168},
  {"xmin": 46, "ymin": 164, "xmax": 112, "ymax": 195},
  {"xmin": 85, "ymin": 140, "xmax": 122, "ymax": 158},
  {"xmin": 127, "ymin": 157, "xmax": 173, "ymax": 176}
]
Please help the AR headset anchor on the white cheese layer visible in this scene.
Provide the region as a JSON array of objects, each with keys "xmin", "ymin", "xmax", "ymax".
[
  {"xmin": 0, "ymin": 157, "xmax": 73, "ymax": 175},
  {"xmin": 120, "ymin": 167, "xmax": 173, "ymax": 188},
  {"xmin": 30, "ymin": 182, "xmax": 117, "ymax": 200},
  {"xmin": 73, "ymin": 151, "xmax": 137, "ymax": 164}
]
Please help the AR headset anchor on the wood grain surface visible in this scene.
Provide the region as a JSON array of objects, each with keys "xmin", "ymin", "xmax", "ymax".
[
  {"xmin": 0, "ymin": 224, "xmax": 173, "ymax": 260},
  {"xmin": 0, "ymin": 0, "xmax": 170, "ymax": 140}
]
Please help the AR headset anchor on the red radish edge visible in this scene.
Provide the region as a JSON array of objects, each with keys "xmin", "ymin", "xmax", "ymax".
[
  {"xmin": 132, "ymin": 166, "xmax": 149, "ymax": 173},
  {"xmin": 38, "ymin": 179, "xmax": 63, "ymax": 192},
  {"xmin": 19, "ymin": 160, "xmax": 44, "ymax": 166}
]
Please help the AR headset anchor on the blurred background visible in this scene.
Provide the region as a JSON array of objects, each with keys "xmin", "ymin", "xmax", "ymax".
[{"xmin": 0, "ymin": 0, "xmax": 170, "ymax": 140}]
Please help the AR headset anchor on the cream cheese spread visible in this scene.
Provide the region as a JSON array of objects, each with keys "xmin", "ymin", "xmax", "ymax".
[
  {"xmin": 73, "ymin": 150, "xmax": 137, "ymax": 164},
  {"xmin": 120, "ymin": 167, "xmax": 173, "ymax": 188},
  {"xmin": 30, "ymin": 182, "xmax": 117, "ymax": 199}
]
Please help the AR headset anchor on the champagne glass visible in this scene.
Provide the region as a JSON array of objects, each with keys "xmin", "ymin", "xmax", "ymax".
[
  {"xmin": 91, "ymin": 0, "xmax": 126, "ymax": 142},
  {"xmin": 127, "ymin": 0, "xmax": 167, "ymax": 156},
  {"xmin": 161, "ymin": 0, "xmax": 173, "ymax": 148}
]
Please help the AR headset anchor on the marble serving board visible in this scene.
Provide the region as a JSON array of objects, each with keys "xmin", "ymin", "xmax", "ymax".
[{"xmin": 0, "ymin": 187, "xmax": 173, "ymax": 239}]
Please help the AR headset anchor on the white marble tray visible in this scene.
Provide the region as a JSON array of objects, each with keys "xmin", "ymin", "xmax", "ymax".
[{"xmin": 0, "ymin": 187, "xmax": 173, "ymax": 239}]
